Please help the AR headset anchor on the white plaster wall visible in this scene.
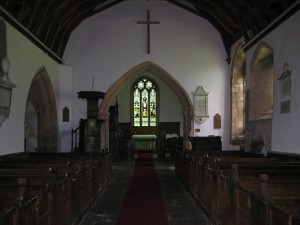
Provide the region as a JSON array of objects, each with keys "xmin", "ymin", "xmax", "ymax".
[
  {"xmin": 1, "ymin": 2, "xmax": 298, "ymax": 155},
  {"xmin": 58, "ymin": 64, "xmax": 73, "ymax": 152},
  {"xmin": 0, "ymin": 21, "xmax": 60, "ymax": 155},
  {"xmin": 63, "ymin": 1, "xmax": 229, "ymax": 148},
  {"xmin": 242, "ymin": 11, "xmax": 300, "ymax": 154}
]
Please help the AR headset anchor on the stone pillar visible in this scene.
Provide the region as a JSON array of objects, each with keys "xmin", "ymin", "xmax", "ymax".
[
  {"xmin": 100, "ymin": 112, "xmax": 110, "ymax": 150},
  {"xmin": 183, "ymin": 109, "xmax": 193, "ymax": 151}
]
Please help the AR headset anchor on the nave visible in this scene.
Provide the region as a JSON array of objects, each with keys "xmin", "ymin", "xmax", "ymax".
[{"xmin": 78, "ymin": 154, "xmax": 212, "ymax": 225}]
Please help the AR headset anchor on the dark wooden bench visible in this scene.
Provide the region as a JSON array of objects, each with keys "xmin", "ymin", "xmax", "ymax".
[
  {"xmin": 206, "ymin": 157, "xmax": 300, "ymax": 225},
  {"xmin": 175, "ymin": 149, "xmax": 300, "ymax": 225},
  {"xmin": 234, "ymin": 175, "xmax": 300, "ymax": 225},
  {"xmin": 0, "ymin": 152, "xmax": 111, "ymax": 225}
]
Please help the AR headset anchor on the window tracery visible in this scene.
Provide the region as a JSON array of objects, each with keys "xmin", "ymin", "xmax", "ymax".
[{"xmin": 132, "ymin": 77, "xmax": 158, "ymax": 127}]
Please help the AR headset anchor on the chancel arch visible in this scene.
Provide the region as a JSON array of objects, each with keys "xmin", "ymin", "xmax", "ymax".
[
  {"xmin": 99, "ymin": 61, "xmax": 193, "ymax": 150},
  {"xmin": 230, "ymin": 43, "xmax": 246, "ymax": 148},
  {"xmin": 246, "ymin": 42, "xmax": 274, "ymax": 153},
  {"xmin": 25, "ymin": 67, "xmax": 58, "ymax": 152}
]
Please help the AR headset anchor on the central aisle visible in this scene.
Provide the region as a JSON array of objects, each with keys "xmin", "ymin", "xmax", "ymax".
[
  {"xmin": 116, "ymin": 151, "xmax": 169, "ymax": 225},
  {"xmin": 78, "ymin": 156, "xmax": 212, "ymax": 225}
]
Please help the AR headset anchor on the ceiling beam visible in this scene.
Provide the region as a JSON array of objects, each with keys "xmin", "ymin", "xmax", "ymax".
[{"xmin": 0, "ymin": 5, "xmax": 63, "ymax": 63}]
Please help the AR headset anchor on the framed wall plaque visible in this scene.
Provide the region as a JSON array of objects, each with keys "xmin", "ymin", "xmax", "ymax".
[
  {"xmin": 62, "ymin": 106, "xmax": 70, "ymax": 122},
  {"xmin": 214, "ymin": 113, "xmax": 221, "ymax": 129},
  {"xmin": 278, "ymin": 62, "xmax": 292, "ymax": 97},
  {"xmin": 280, "ymin": 100, "xmax": 291, "ymax": 114},
  {"xmin": 0, "ymin": 79, "xmax": 16, "ymax": 127}
]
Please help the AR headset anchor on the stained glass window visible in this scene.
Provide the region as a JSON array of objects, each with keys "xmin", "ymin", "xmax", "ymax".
[{"xmin": 132, "ymin": 78, "xmax": 158, "ymax": 127}]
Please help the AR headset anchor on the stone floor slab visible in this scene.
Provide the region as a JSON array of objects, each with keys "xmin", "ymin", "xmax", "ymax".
[{"xmin": 78, "ymin": 161, "xmax": 212, "ymax": 225}]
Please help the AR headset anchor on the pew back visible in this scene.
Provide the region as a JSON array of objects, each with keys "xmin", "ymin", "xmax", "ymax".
[{"xmin": 0, "ymin": 152, "xmax": 112, "ymax": 225}]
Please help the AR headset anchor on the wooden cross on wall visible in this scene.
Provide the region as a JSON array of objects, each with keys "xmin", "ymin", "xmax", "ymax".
[{"xmin": 137, "ymin": 10, "xmax": 160, "ymax": 54}]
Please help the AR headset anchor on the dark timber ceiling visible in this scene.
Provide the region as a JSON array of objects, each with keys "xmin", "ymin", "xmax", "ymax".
[{"xmin": 0, "ymin": 0, "xmax": 299, "ymax": 62}]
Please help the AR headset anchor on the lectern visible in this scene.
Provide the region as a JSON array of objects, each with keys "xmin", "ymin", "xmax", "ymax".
[{"xmin": 77, "ymin": 91, "xmax": 105, "ymax": 152}]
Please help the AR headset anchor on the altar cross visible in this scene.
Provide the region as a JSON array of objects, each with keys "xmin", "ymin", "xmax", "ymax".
[{"xmin": 137, "ymin": 10, "xmax": 160, "ymax": 54}]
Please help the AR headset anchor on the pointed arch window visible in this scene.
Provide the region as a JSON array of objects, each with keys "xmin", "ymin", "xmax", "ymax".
[{"xmin": 132, "ymin": 77, "xmax": 158, "ymax": 127}]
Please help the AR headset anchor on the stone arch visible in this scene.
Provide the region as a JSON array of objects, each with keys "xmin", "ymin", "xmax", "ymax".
[
  {"xmin": 25, "ymin": 67, "xmax": 58, "ymax": 152},
  {"xmin": 246, "ymin": 42, "xmax": 274, "ymax": 153},
  {"xmin": 230, "ymin": 43, "xmax": 246, "ymax": 148},
  {"xmin": 99, "ymin": 61, "xmax": 193, "ymax": 150},
  {"xmin": 249, "ymin": 42, "xmax": 274, "ymax": 121}
]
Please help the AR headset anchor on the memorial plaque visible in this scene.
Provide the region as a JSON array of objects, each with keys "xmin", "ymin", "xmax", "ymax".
[
  {"xmin": 193, "ymin": 86, "xmax": 209, "ymax": 123},
  {"xmin": 214, "ymin": 113, "xmax": 221, "ymax": 129},
  {"xmin": 280, "ymin": 100, "xmax": 291, "ymax": 114},
  {"xmin": 278, "ymin": 62, "xmax": 292, "ymax": 97},
  {"xmin": 0, "ymin": 87, "xmax": 11, "ymax": 108},
  {"xmin": 62, "ymin": 107, "xmax": 69, "ymax": 122}
]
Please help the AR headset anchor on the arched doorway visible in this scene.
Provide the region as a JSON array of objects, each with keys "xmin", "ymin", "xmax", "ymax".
[
  {"xmin": 99, "ymin": 61, "xmax": 193, "ymax": 150},
  {"xmin": 25, "ymin": 67, "xmax": 58, "ymax": 152},
  {"xmin": 246, "ymin": 42, "xmax": 274, "ymax": 153}
]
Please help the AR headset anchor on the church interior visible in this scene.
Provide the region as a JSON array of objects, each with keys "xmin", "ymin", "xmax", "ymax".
[{"xmin": 1, "ymin": 0, "xmax": 300, "ymax": 224}]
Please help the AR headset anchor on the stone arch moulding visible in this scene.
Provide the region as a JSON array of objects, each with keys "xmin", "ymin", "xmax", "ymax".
[
  {"xmin": 249, "ymin": 41, "xmax": 274, "ymax": 121},
  {"xmin": 25, "ymin": 66, "xmax": 58, "ymax": 152},
  {"xmin": 250, "ymin": 42, "xmax": 274, "ymax": 71},
  {"xmin": 99, "ymin": 61, "xmax": 194, "ymax": 150}
]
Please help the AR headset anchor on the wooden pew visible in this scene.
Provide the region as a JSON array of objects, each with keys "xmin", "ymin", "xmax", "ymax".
[
  {"xmin": 0, "ymin": 152, "xmax": 111, "ymax": 225},
  {"xmin": 207, "ymin": 158, "xmax": 300, "ymax": 225},
  {"xmin": 175, "ymin": 149, "xmax": 300, "ymax": 225},
  {"xmin": 268, "ymin": 198, "xmax": 300, "ymax": 225},
  {"xmin": 234, "ymin": 174, "xmax": 300, "ymax": 225}
]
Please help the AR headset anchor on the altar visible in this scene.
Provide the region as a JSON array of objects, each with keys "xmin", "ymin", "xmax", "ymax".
[{"xmin": 132, "ymin": 134, "xmax": 157, "ymax": 150}]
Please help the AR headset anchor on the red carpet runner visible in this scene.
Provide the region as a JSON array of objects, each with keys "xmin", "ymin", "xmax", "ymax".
[{"xmin": 116, "ymin": 151, "xmax": 169, "ymax": 225}]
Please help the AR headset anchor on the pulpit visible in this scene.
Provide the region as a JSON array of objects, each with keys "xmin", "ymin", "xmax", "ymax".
[{"xmin": 77, "ymin": 91, "xmax": 105, "ymax": 152}]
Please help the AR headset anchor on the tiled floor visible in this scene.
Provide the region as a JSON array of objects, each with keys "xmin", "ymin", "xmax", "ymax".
[{"xmin": 78, "ymin": 160, "xmax": 212, "ymax": 225}]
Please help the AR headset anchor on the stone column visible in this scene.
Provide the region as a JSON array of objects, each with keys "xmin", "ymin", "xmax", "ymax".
[
  {"xmin": 183, "ymin": 109, "xmax": 194, "ymax": 151},
  {"xmin": 100, "ymin": 111, "xmax": 110, "ymax": 150}
]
